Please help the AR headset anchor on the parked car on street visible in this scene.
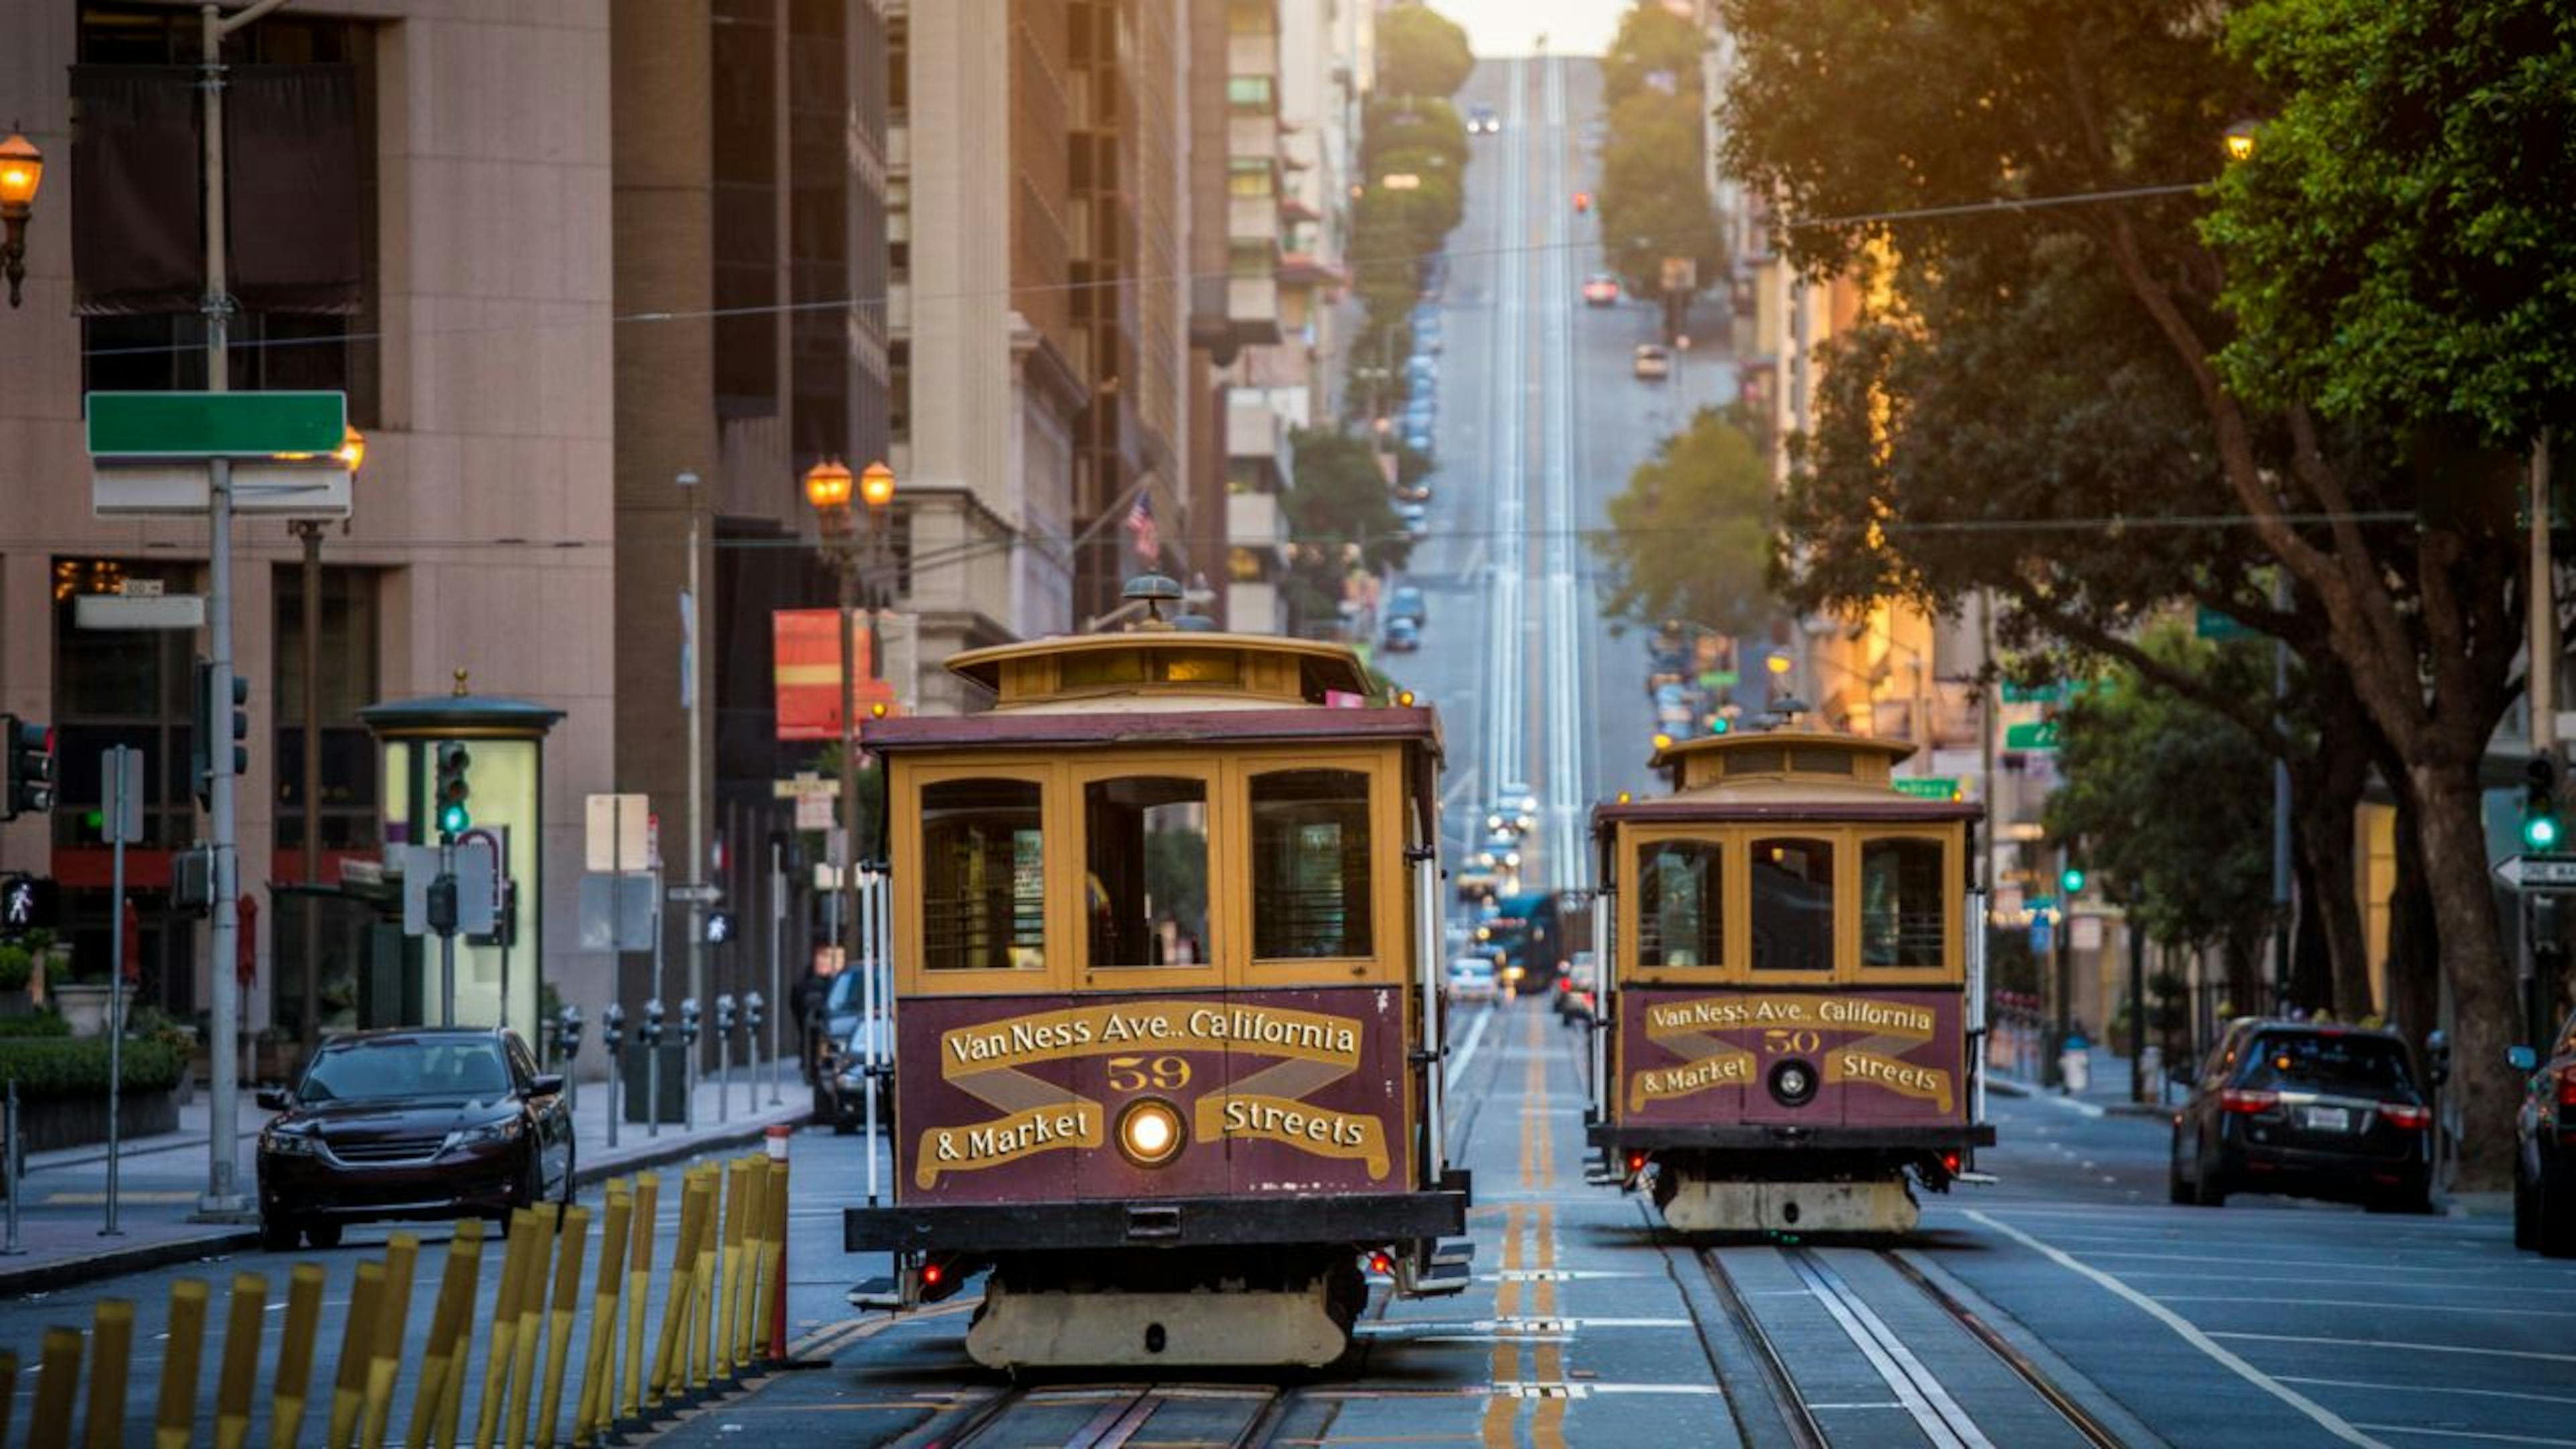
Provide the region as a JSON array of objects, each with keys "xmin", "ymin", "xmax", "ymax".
[
  {"xmin": 815, "ymin": 1013, "xmax": 893, "ymax": 1135},
  {"xmin": 1582, "ymin": 273, "xmax": 1620, "ymax": 307},
  {"xmin": 256, "ymin": 1028, "xmax": 574, "ymax": 1249},
  {"xmin": 1387, "ymin": 584, "xmax": 1427, "ymax": 627},
  {"xmin": 1381, "ymin": 616, "xmax": 1422, "ymax": 653},
  {"xmin": 2169, "ymin": 1019, "xmax": 2433, "ymax": 1213},
  {"xmin": 1633, "ymin": 343, "xmax": 1670, "ymax": 380},
  {"xmin": 1445, "ymin": 957, "xmax": 1499, "ymax": 1005},
  {"xmin": 1396, "ymin": 502, "xmax": 1430, "ymax": 537},
  {"xmin": 1395, "ymin": 478, "xmax": 1432, "ymax": 504},
  {"xmin": 2510, "ymin": 1008, "xmax": 2576, "ymax": 1256}
]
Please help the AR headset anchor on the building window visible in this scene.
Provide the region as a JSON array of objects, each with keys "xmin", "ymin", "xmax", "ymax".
[
  {"xmin": 920, "ymin": 779, "xmax": 1046, "ymax": 971},
  {"xmin": 1228, "ymin": 239, "xmax": 1275, "ymax": 278},
  {"xmin": 1750, "ymin": 837, "xmax": 1835, "ymax": 972},
  {"xmin": 1227, "ymin": 158, "xmax": 1275, "ymax": 199},
  {"xmin": 1083, "ymin": 777, "xmax": 1210, "ymax": 968},
  {"xmin": 1250, "ymin": 769, "xmax": 1372, "ymax": 959},
  {"xmin": 75, "ymin": 7, "xmax": 382, "ymax": 423},
  {"xmin": 1226, "ymin": 75, "xmax": 1273, "ymax": 111},
  {"xmin": 271, "ymin": 565, "xmax": 381, "ymax": 853}
]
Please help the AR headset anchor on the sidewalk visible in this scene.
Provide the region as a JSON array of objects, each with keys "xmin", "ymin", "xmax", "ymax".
[
  {"xmin": 0, "ymin": 1065, "xmax": 807, "ymax": 1296},
  {"xmin": 1986, "ymin": 1041, "xmax": 2177, "ymax": 1120}
]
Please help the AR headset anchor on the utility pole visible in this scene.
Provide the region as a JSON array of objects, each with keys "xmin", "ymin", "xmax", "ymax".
[
  {"xmin": 194, "ymin": 0, "xmax": 294, "ymax": 1222},
  {"xmin": 680, "ymin": 470, "xmax": 706, "ymax": 1103}
]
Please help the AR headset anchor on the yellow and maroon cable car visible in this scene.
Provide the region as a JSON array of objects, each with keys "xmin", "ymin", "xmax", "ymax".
[
  {"xmin": 842, "ymin": 590, "xmax": 1469, "ymax": 1368},
  {"xmin": 1587, "ymin": 731, "xmax": 1993, "ymax": 1234}
]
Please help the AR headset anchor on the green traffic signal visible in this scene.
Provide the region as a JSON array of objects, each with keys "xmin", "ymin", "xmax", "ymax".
[
  {"xmin": 2060, "ymin": 865, "xmax": 2087, "ymax": 894},
  {"xmin": 2526, "ymin": 812, "xmax": 2561, "ymax": 851},
  {"xmin": 435, "ymin": 741, "xmax": 472, "ymax": 838},
  {"xmin": 2526, "ymin": 756, "xmax": 2561, "ymax": 853}
]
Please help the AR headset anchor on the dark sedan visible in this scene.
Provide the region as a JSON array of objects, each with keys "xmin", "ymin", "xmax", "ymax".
[
  {"xmin": 256, "ymin": 1028, "xmax": 574, "ymax": 1249},
  {"xmin": 2169, "ymin": 1019, "xmax": 2432, "ymax": 1213},
  {"xmin": 2510, "ymin": 1006, "xmax": 2576, "ymax": 1256}
]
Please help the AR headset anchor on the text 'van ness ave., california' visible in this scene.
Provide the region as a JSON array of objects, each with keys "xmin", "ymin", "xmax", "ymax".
[
  {"xmin": 1644, "ymin": 994, "xmax": 1936, "ymax": 1040},
  {"xmin": 941, "ymin": 1001, "xmax": 1365, "ymax": 1076}
]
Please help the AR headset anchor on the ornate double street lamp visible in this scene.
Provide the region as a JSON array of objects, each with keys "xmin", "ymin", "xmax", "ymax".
[
  {"xmin": 0, "ymin": 127, "xmax": 45, "ymax": 309},
  {"xmin": 804, "ymin": 458, "xmax": 897, "ymax": 989}
]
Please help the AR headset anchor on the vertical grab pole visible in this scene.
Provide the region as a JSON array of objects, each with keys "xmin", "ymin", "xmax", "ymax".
[
  {"xmin": 861, "ymin": 871, "xmax": 880, "ymax": 1208},
  {"xmin": 1413, "ymin": 845, "xmax": 1443, "ymax": 1182},
  {"xmin": 1967, "ymin": 887, "xmax": 1990, "ymax": 1136},
  {"xmin": 1590, "ymin": 886, "xmax": 1611, "ymax": 1116}
]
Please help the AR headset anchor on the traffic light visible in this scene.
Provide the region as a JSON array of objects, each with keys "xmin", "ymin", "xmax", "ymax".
[
  {"xmin": 0, "ymin": 716, "xmax": 54, "ymax": 820},
  {"xmin": 2060, "ymin": 864, "xmax": 2088, "ymax": 894},
  {"xmin": 2524, "ymin": 757, "xmax": 2561, "ymax": 851},
  {"xmin": 435, "ymin": 742, "xmax": 472, "ymax": 837},
  {"xmin": 190, "ymin": 657, "xmax": 248, "ymax": 810}
]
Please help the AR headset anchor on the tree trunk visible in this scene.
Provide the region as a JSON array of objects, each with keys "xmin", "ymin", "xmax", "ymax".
[
  {"xmin": 2386, "ymin": 787, "xmax": 2440, "ymax": 1044},
  {"xmin": 2408, "ymin": 761, "xmax": 2518, "ymax": 1187},
  {"xmin": 2294, "ymin": 777, "xmax": 2375, "ymax": 1022}
]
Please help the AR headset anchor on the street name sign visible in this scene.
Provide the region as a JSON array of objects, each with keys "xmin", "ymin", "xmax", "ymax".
[
  {"xmin": 92, "ymin": 460, "xmax": 352, "ymax": 519},
  {"xmin": 74, "ymin": 592, "xmax": 207, "ymax": 631},
  {"xmin": 771, "ymin": 773, "xmax": 840, "ymax": 799},
  {"xmin": 87, "ymin": 391, "xmax": 345, "ymax": 458},
  {"xmin": 1893, "ymin": 776, "xmax": 1962, "ymax": 800},
  {"xmin": 2003, "ymin": 720, "xmax": 2061, "ymax": 751},
  {"xmin": 2493, "ymin": 853, "xmax": 2576, "ymax": 892},
  {"xmin": 667, "ymin": 882, "xmax": 722, "ymax": 905}
]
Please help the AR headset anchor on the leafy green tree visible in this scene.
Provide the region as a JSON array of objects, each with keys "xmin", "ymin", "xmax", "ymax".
[
  {"xmin": 1601, "ymin": 1, "xmax": 1706, "ymax": 106},
  {"xmin": 1597, "ymin": 89, "xmax": 1723, "ymax": 297},
  {"xmin": 2206, "ymin": 0, "xmax": 2576, "ymax": 449},
  {"xmin": 1719, "ymin": 0, "xmax": 2532, "ymax": 1181},
  {"xmin": 1277, "ymin": 427, "xmax": 1411, "ymax": 635},
  {"xmin": 1361, "ymin": 97, "xmax": 1468, "ymax": 177},
  {"xmin": 1375, "ymin": 3, "xmax": 1473, "ymax": 99},
  {"xmin": 1591, "ymin": 407, "xmax": 1772, "ymax": 637},
  {"xmin": 2045, "ymin": 624, "xmax": 2277, "ymax": 1014}
]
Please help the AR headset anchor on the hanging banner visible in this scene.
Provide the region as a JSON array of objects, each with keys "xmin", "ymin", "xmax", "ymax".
[{"xmin": 772, "ymin": 609, "xmax": 897, "ymax": 741}]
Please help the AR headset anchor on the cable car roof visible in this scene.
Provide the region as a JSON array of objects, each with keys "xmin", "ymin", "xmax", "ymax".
[{"xmin": 1597, "ymin": 730, "xmax": 1979, "ymax": 825}]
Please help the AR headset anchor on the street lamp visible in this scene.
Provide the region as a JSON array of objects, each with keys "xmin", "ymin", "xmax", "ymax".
[
  {"xmin": 2223, "ymin": 119, "xmax": 2260, "ymax": 163},
  {"xmin": 288, "ymin": 425, "xmax": 362, "ymax": 1057},
  {"xmin": 1, "ymin": 127, "xmax": 46, "ymax": 309},
  {"xmin": 805, "ymin": 457, "xmax": 895, "ymax": 1001}
]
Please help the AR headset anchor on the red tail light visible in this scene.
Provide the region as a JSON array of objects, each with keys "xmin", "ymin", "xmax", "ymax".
[
  {"xmin": 2557, "ymin": 1066, "xmax": 2576, "ymax": 1110},
  {"xmin": 2220, "ymin": 1088, "xmax": 2279, "ymax": 1115},
  {"xmin": 1625, "ymin": 1152, "xmax": 1647, "ymax": 1175},
  {"xmin": 921, "ymin": 1261, "xmax": 944, "ymax": 1287},
  {"xmin": 1368, "ymin": 1250, "xmax": 1396, "ymax": 1277},
  {"xmin": 2379, "ymin": 1102, "xmax": 2431, "ymax": 1130},
  {"xmin": 1941, "ymin": 1151, "xmax": 1962, "ymax": 1175}
]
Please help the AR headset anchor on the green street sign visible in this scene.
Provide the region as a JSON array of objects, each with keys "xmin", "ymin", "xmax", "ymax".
[
  {"xmin": 2195, "ymin": 605, "xmax": 2255, "ymax": 641},
  {"xmin": 87, "ymin": 391, "xmax": 345, "ymax": 458},
  {"xmin": 1699, "ymin": 670, "xmax": 1739, "ymax": 690},
  {"xmin": 2004, "ymin": 720, "xmax": 2061, "ymax": 750},
  {"xmin": 1893, "ymin": 776, "xmax": 1962, "ymax": 800},
  {"xmin": 2001, "ymin": 680, "xmax": 2065, "ymax": 704}
]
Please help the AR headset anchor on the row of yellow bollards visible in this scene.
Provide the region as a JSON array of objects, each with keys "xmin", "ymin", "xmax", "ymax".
[{"xmin": 6, "ymin": 1145, "xmax": 794, "ymax": 1449}]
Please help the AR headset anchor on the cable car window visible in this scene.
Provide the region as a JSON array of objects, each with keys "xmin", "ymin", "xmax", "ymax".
[
  {"xmin": 1251, "ymin": 769, "xmax": 1373, "ymax": 959},
  {"xmin": 1860, "ymin": 837, "xmax": 1945, "ymax": 968},
  {"xmin": 1084, "ymin": 776, "xmax": 1211, "ymax": 967},
  {"xmin": 921, "ymin": 778, "xmax": 1046, "ymax": 971},
  {"xmin": 1750, "ymin": 837, "xmax": 1834, "ymax": 972},
  {"xmin": 1636, "ymin": 840, "xmax": 1723, "ymax": 968}
]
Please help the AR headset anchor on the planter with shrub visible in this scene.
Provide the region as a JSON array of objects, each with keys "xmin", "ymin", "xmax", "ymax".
[{"xmin": 0, "ymin": 1036, "xmax": 188, "ymax": 1164}]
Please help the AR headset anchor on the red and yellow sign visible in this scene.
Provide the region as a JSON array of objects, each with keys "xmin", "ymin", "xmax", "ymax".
[{"xmin": 773, "ymin": 609, "xmax": 897, "ymax": 741}]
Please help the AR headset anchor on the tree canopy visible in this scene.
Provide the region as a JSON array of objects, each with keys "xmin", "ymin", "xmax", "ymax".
[
  {"xmin": 1601, "ymin": 1, "xmax": 1706, "ymax": 106},
  {"xmin": 1597, "ymin": 89, "xmax": 1724, "ymax": 297},
  {"xmin": 1375, "ymin": 3, "xmax": 1473, "ymax": 100},
  {"xmin": 1591, "ymin": 407, "xmax": 1772, "ymax": 638},
  {"xmin": 1279, "ymin": 427, "xmax": 1412, "ymax": 633},
  {"xmin": 2206, "ymin": 0, "xmax": 2576, "ymax": 448}
]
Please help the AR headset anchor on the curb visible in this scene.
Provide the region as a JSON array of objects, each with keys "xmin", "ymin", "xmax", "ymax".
[
  {"xmin": 1988, "ymin": 1075, "xmax": 2171, "ymax": 1120},
  {"xmin": 0, "ymin": 1108, "xmax": 812, "ymax": 1299}
]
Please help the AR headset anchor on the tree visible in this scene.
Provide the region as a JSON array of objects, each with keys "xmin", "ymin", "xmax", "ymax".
[
  {"xmin": 1375, "ymin": 3, "xmax": 1473, "ymax": 100},
  {"xmin": 1601, "ymin": 1, "xmax": 1707, "ymax": 107},
  {"xmin": 1719, "ymin": 0, "xmax": 2534, "ymax": 1181},
  {"xmin": 1597, "ymin": 89, "xmax": 1723, "ymax": 299},
  {"xmin": 1279, "ymin": 428, "xmax": 1412, "ymax": 634},
  {"xmin": 1591, "ymin": 407, "xmax": 1772, "ymax": 637},
  {"xmin": 2045, "ymin": 625, "xmax": 2278, "ymax": 1014}
]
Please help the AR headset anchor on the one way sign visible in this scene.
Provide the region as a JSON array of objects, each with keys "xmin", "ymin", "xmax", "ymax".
[{"xmin": 2493, "ymin": 853, "xmax": 2576, "ymax": 892}]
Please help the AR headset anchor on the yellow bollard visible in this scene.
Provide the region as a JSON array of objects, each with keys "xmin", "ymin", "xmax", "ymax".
[
  {"xmin": 761, "ymin": 1158, "xmax": 788, "ymax": 1362},
  {"xmin": 500, "ymin": 1204, "xmax": 562, "ymax": 1449},
  {"xmin": 270, "ymin": 1264, "xmax": 326, "ymax": 1449},
  {"xmin": 574, "ymin": 1187, "xmax": 630, "ymax": 1446},
  {"xmin": 472, "ymin": 1210, "xmax": 539, "ymax": 1449},
  {"xmin": 690, "ymin": 1166, "xmax": 721, "ymax": 1391},
  {"xmin": 83, "ymin": 1298, "xmax": 136, "ymax": 1449},
  {"xmin": 406, "ymin": 1223, "xmax": 484, "ymax": 1449},
  {"xmin": 153, "ymin": 1279, "xmax": 211, "ymax": 1449},
  {"xmin": 434, "ymin": 1236, "xmax": 482, "ymax": 1449},
  {"xmin": 533, "ymin": 1203, "xmax": 592, "ymax": 1449},
  {"xmin": 647, "ymin": 1173, "xmax": 710, "ymax": 1407},
  {"xmin": 732, "ymin": 1157, "xmax": 769, "ymax": 1371},
  {"xmin": 358, "ymin": 1234, "xmax": 420, "ymax": 1449},
  {"xmin": 716, "ymin": 1159, "xmax": 748, "ymax": 1381},
  {"xmin": 327, "ymin": 1263, "xmax": 384, "ymax": 1449},
  {"xmin": 620, "ymin": 1175, "xmax": 657, "ymax": 1422},
  {"xmin": 30, "ymin": 1327, "xmax": 81, "ymax": 1449},
  {"xmin": 213, "ymin": 1274, "xmax": 266, "ymax": 1449}
]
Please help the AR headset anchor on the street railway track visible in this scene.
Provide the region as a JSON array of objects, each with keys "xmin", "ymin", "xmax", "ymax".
[
  {"xmin": 1700, "ymin": 1244, "xmax": 2128, "ymax": 1449},
  {"xmin": 934, "ymin": 1383, "xmax": 1289, "ymax": 1449}
]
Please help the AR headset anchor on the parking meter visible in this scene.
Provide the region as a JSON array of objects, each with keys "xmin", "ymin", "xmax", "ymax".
[
  {"xmin": 679, "ymin": 997, "xmax": 702, "ymax": 1048},
  {"xmin": 743, "ymin": 991, "xmax": 764, "ymax": 1033},
  {"xmin": 2426, "ymin": 1029, "xmax": 2451, "ymax": 1089},
  {"xmin": 600, "ymin": 1002, "xmax": 625, "ymax": 1053},
  {"xmin": 554, "ymin": 1003, "xmax": 584, "ymax": 1062},
  {"xmin": 715, "ymin": 994, "xmax": 737, "ymax": 1036},
  {"xmin": 640, "ymin": 998, "xmax": 665, "ymax": 1046}
]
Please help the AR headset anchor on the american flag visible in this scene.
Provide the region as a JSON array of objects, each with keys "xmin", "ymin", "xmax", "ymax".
[{"xmin": 1124, "ymin": 489, "xmax": 1161, "ymax": 566}]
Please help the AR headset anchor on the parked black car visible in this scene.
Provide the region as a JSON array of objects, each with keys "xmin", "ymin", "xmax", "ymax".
[
  {"xmin": 814, "ymin": 1014, "xmax": 893, "ymax": 1136},
  {"xmin": 256, "ymin": 1028, "xmax": 574, "ymax": 1249},
  {"xmin": 2169, "ymin": 1019, "xmax": 2433, "ymax": 1213},
  {"xmin": 2510, "ymin": 1007, "xmax": 2576, "ymax": 1256}
]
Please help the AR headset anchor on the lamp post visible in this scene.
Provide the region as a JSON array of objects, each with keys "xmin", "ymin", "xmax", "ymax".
[
  {"xmin": 805, "ymin": 459, "xmax": 896, "ymax": 1013},
  {"xmin": 0, "ymin": 127, "xmax": 44, "ymax": 309},
  {"xmin": 287, "ymin": 426, "xmax": 362, "ymax": 1059}
]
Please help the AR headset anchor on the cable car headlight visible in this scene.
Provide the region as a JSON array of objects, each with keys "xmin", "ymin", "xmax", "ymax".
[{"xmin": 1116, "ymin": 1097, "xmax": 1185, "ymax": 1167}]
